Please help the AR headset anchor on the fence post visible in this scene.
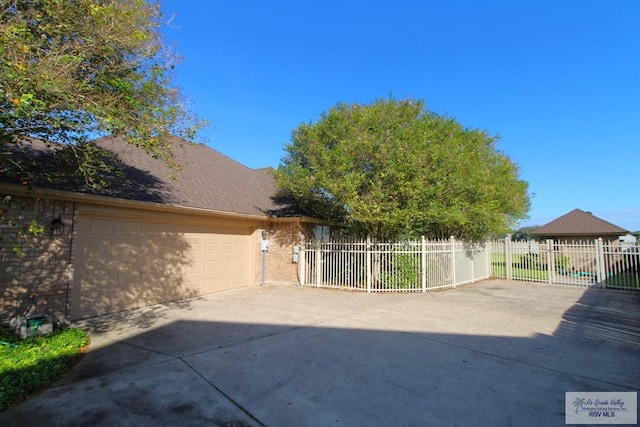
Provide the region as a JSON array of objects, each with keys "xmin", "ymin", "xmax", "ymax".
[
  {"xmin": 547, "ymin": 239, "xmax": 555, "ymax": 285},
  {"xmin": 485, "ymin": 241, "xmax": 490, "ymax": 280},
  {"xmin": 315, "ymin": 239, "xmax": 322, "ymax": 287},
  {"xmin": 596, "ymin": 238, "xmax": 606, "ymax": 288},
  {"xmin": 299, "ymin": 236, "xmax": 306, "ymax": 286},
  {"xmin": 421, "ymin": 235, "xmax": 427, "ymax": 292},
  {"xmin": 366, "ymin": 236, "xmax": 372, "ymax": 293},
  {"xmin": 450, "ymin": 236, "xmax": 456, "ymax": 287},
  {"xmin": 470, "ymin": 243, "xmax": 475, "ymax": 283},
  {"xmin": 505, "ymin": 236, "xmax": 512, "ymax": 280}
]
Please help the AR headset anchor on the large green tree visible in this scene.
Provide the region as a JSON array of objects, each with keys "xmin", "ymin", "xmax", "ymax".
[
  {"xmin": 0, "ymin": 0, "xmax": 202, "ymax": 185},
  {"xmin": 276, "ymin": 98, "xmax": 530, "ymax": 240}
]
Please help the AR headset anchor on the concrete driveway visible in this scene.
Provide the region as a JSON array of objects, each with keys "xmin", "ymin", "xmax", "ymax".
[{"xmin": 1, "ymin": 280, "xmax": 639, "ymax": 426}]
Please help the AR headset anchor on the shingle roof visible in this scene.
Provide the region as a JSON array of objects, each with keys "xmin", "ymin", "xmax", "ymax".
[
  {"xmin": 531, "ymin": 209, "xmax": 628, "ymax": 237},
  {"xmin": 2, "ymin": 136, "xmax": 293, "ymax": 218}
]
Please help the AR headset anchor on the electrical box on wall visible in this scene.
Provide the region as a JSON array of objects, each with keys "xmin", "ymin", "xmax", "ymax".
[
  {"xmin": 292, "ymin": 245, "xmax": 300, "ymax": 263},
  {"xmin": 261, "ymin": 240, "xmax": 270, "ymax": 252}
]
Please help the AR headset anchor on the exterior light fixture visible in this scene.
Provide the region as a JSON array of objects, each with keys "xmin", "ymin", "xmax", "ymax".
[
  {"xmin": 262, "ymin": 230, "xmax": 269, "ymax": 240},
  {"xmin": 50, "ymin": 216, "xmax": 64, "ymax": 236}
]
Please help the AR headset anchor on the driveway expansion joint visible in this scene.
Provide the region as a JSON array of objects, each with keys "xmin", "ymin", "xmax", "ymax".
[{"xmin": 178, "ymin": 357, "xmax": 266, "ymax": 427}]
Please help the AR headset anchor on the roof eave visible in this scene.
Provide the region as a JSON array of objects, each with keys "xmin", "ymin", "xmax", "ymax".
[
  {"xmin": 266, "ymin": 215, "xmax": 333, "ymax": 225},
  {"xmin": 532, "ymin": 231, "xmax": 628, "ymax": 237},
  {"xmin": 0, "ymin": 182, "xmax": 274, "ymax": 222}
]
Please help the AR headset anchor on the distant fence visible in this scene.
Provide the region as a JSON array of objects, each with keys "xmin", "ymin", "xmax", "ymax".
[
  {"xmin": 300, "ymin": 237, "xmax": 490, "ymax": 292},
  {"xmin": 489, "ymin": 238, "xmax": 639, "ymax": 290},
  {"xmin": 300, "ymin": 237, "xmax": 640, "ymax": 292}
]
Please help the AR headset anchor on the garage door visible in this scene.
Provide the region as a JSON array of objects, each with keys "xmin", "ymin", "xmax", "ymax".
[{"xmin": 71, "ymin": 213, "xmax": 253, "ymax": 319}]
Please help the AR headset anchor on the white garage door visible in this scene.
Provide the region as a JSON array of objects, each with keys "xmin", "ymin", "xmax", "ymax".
[{"xmin": 71, "ymin": 212, "xmax": 253, "ymax": 319}]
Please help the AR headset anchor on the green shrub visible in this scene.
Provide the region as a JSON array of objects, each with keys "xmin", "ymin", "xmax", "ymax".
[
  {"xmin": 0, "ymin": 326, "xmax": 88, "ymax": 412},
  {"xmin": 515, "ymin": 252, "xmax": 544, "ymax": 270},
  {"xmin": 382, "ymin": 252, "xmax": 419, "ymax": 289}
]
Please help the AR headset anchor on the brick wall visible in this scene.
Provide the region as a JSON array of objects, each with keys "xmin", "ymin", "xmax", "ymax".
[
  {"xmin": 0, "ymin": 194, "xmax": 76, "ymax": 325},
  {"xmin": 255, "ymin": 221, "xmax": 315, "ymax": 285}
]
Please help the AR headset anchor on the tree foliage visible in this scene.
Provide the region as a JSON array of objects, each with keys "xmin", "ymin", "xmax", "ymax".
[
  {"xmin": 511, "ymin": 225, "xmax": 540, "ymax": 241},
  {"xmin": 0, "ymin": 0, "xmax": 203, "ymax": 185},
  {"xmin": 276, "ymin": 98, "xmax": 530, "ymax": 240}
]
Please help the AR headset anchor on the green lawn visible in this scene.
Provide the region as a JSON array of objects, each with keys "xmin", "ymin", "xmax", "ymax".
[
  {"xmin": 0, "ymin": 326, "xmax": 88, "ymax": 412},
  {"xmin": 512, "ymin": 268, "xmax": 549, "ymax": 281},
  {"xmin": 492, "ymin": 251, "xmax": 639, "ymax": 289},
  {"xmin": 604, "ymin": 271, "xmax": 640, "ymax": 290},
  {"xmin": 491, "ymin": 252, "xmax": 507, "ymax": 277},
  {"xmin": 491, "ymin": 253, "xmax": 549, "ymax": 280}
]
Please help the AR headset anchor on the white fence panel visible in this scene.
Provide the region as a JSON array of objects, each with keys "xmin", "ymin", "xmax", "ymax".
[
  {"xmin": 601, "ymin": 241, "xmax": 640, "ymax": 289},
  {"xmin": 423, "ymin": 240, "xmax": 454, "ymax": 290},
  {"xmin": 303, "ymin": 238, "xmax": 369, "ymax": 291},
  {"xmin": 302, "ymin": 237, "xmax": 490, "ymax": 292},
  {"xmin": 489, "ymin": 238, "xmax": 639, "ymax": 290},
  {"xmin": 553, "ymin": 240, "xmax": 599, "ymax": 286},
  {"xmin": 303, "ymin": 237, "xmax": 639, "ymax": 293}
]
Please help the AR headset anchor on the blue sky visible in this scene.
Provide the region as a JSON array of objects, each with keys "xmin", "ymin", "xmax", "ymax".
[{"xmin": 160, "ymin": 0, "xmax": 640, "ymax": 231}]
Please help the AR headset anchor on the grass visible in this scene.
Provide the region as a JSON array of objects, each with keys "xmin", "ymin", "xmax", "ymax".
[
  {"xmin": 512, "ymin": 268, "xmax": 549, "ymax": 281},
  {"xmin": 491, "ymin": 252, "xmax": 560, "ymax": 282},
  {"xmin": 492, "ymin": 252, "xmax": 640, "ymax": 289},
  {"xmin": 0, "ymin": 326, "xmax": 88, "ymax": 412},
  {"xmin": 492, "ymin": 253, "xmax": 551, "ymax": 280},
  {"xmin": 604, "ymin": 271, "xmax": 640, "ymax": 290}
]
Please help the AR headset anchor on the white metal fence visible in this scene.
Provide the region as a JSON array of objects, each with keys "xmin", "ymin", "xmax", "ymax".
[
  {"xmin": 490, "ymin": 238, "xmax": 640, "ymax": 290},
  {"xmin": 300, "ymin": 237, "xmax": 640, "ymax": 292},
  {"xmin": 300, "ymin": 237, "xmax": 490, "ymax": 292}
]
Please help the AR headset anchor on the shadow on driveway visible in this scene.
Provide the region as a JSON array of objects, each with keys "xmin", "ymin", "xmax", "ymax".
[{"xmin": 1, "ymin": 281, "xmax": 639, "ymax": 426}]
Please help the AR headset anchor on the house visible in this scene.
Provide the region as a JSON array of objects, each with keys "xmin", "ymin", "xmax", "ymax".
[
  {"xmin": 0, "ymin": 136, "xmax": 324, "ymax": 323},
  {"xmin": 531, "ymin": 209, "xmax": 629, "ymax": 242}
]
